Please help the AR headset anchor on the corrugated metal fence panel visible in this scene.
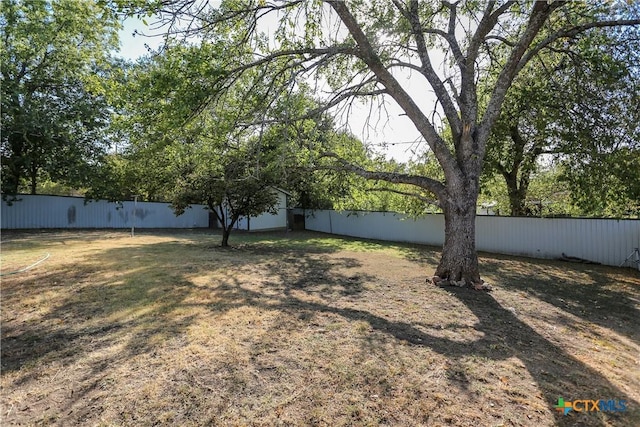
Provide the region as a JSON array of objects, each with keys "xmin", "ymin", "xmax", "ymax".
[
  {"xmin": 236, "ymin": 208, "xmax": 287, "ymax": 231},
  {"xmin": 301, "ymin": 210, "xmax": 640, "ymax": 267},
  {"xmin": 358, "ymin": 211, "xmax": 445, "ymax": 246},
  {"xmin": 475, "ymin": 216, "xmax": 640, "ymax": 266},
  {"xmin": 304, "ymin": 210, "xmax": 446, "ymax": 246},
  {"xmin": 1, "ymin": 195, "xmax": 209, "ymax": 229},
  {"xmin": 229, "ymin": 191, "xmax": 289, "ymax": 231}
]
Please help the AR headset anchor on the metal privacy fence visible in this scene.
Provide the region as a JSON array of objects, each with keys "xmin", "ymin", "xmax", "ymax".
[
  {"xmin": 299, "ymin": 209, "xmax": 640, "ymax": 268},
  {"xmin": 1, "ymin": 195, "xmax": 209, "ymax": 229}
]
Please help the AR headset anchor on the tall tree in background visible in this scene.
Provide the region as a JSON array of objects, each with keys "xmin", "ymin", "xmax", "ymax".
[
  {"xmin": 484, "ymin": 22, "xmax": 640, "ymax": 216},
  {"xmin": 559, "ymin": 25, "xmax": 640, "ymax": 217},
  {"xmin": 1, "ymin": 0, "xmax": 120, "ymax": 196},
  {"xmin": 117, "ymin": 0, "xmax": 639, "ymax": 286}
]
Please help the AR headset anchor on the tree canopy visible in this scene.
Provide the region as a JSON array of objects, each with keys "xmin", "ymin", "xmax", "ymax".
[
  {"xmin": 100, "ymin": 42, "xmax": 346, "ymax": 246},
  {"xmin": 0, "ymin": 0, "xmax": 121, "ymax": 196},
  {"xmin": 484, "ymin": 15, "xmax": 640, "ymax": 217}
]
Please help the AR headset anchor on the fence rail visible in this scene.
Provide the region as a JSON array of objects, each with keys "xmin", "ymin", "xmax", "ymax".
[
  {"xmin": 1, "ymin": 195, "xmax": 209, "ymax": 229},
  {"xmin": 299, "ymin": 209, "xmax": 640, "ymax": 268}
]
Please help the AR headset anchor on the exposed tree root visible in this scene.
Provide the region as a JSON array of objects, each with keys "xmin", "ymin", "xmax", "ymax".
[{"xmin": 429, "ymin": 275, "xmax": 493, "ymax": 291}]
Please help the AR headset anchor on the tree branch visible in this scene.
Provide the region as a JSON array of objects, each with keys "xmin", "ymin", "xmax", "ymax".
[
  {"xmin": 320, "ymin": 152, "xmax": 446, "ymax": 199},
  {"xmin": 398, "ymin": 0, "xmax": 462, "ymax": 140},
  {"xmin": 326, "ymin": 0, "xmax": 459, "ymax": 180},
  {"xmin": 478, "ymin": 1, "xmax": 560, "ymax": 154},
  {"xmin": 442, "ymin": 1, "xmax": 465, "ymax": 71},
  {"xmin": 517, "ymin": 19, "xmax": 640, "ymax": 75},
  {"xmin": 368, "ymin": 187, "xmax": 440, "ymax": 207},
  {"xmin": 462, "ymin": 1, "xmax": 512, "ymax": 118},
  {"xmin": 485, "ymin": 34, "xmax": 516, "ymax": 47}
]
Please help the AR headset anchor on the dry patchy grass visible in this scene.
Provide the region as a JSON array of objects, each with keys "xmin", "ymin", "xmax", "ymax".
[{"xmin": 1, "ymin": 229, "xmax": 639, "ymax": 426}]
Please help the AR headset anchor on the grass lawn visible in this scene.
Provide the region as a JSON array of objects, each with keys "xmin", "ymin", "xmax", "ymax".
[{"xmin": 1, "ymin": 229, "xmax": 638, "ymax": 426}]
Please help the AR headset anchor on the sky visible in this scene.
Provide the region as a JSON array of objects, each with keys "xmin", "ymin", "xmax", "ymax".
[
  {"xmin": 118, "ymin": 18, "xmax": 164, "ymax": 61},
  {"xmin": 115, "ymin": 16, "xmax": 435, "ymax": 164}
]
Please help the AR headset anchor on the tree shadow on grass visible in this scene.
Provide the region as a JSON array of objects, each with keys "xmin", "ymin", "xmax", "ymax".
[
  {"xmin": 2, "ymin": 233, "xmax": 637, "ymax": 426},
  {"xmin": 259, "ymin": 289, "xmax": 635, "ymax": 425},
  {"xmin": 480, "ymin": 253, "xmax": 640, "ymax": 345},
  {"xmin": 1, "ymin": 234, "xmax": 369, "ymax": 423},
  {"xmin": 2, "ymin": 265, "xmax": 199, "ymax": 420},
  {"xmin": 397, "ymin": 240, "xmax": 639, "ymax": 344},
  {"xmin": 1, "ymin": 236, "xmax": 225, "ymax": 421},
  {"xmin": 239, "ymin": 253, "xmax": 639, "ymax": 426}
]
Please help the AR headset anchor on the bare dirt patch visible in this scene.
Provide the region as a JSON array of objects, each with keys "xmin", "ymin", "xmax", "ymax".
[{"xmin": 1, "ymin": 230, "xmax": 638, "ymax": 426}]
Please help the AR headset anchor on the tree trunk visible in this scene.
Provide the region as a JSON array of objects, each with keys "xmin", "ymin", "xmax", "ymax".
[
  {"xmin": 502, "ymin": 126, "xmax": 538, "ymax": 216},
  {"xmin": 209, "ymin": 202, "xmax": 233, "ymax": 247},
  {"xmin": 505, "ymin": 174, "xmax": 527, "ymax": 216},
  {"xmin": 434, "ymin": 191, "xmax": 482, "ymax": 287},
  {"xmin": 221, "ymin": 226, "xmax": 231, "ymax": 247},
  {"xmin": 221, "ymin": 215, "xmax": 239, "ymax": 247},
  {"xmin": 5, "ymin": 165, "xmax": 21, "ymax": 195},
  {"xmin": 29, "ymin": 174, "xmax": 38, "ymax": 194},
  {"xmin": 29, "ymin": 165, "xmax": 37, "ymax": 195},
  {"xmin": 508, "ymin": 192, "xmax": 527, "ymax": 216}
]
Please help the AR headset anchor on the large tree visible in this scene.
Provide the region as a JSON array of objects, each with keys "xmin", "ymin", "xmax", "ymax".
[
  {"xmin": 118, "ymin": 0, "xmax": 639, "ymax": 286},
  {"xmin": 0, "ymin": 0, "xmax": 121, "ymax": 196}
]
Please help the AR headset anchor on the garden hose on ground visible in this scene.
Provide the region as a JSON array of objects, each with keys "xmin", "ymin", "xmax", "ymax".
[{"xmin": 0, "ymin": 253, "xmax": 50, "ymax": 276}]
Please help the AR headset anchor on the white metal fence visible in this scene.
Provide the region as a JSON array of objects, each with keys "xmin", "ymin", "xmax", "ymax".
[
  {"xmin": 235, "ymin": 191, "xmax": 289, "ymax": 231},
  {"xmin": 4, "ymin": 197, "xmax": 638, "ymax": 268},
  {"xmin": 1, "ymin": 195, "xmax": 209, "ymax": 229},
  {"xmin": 300, "ymin": 209, "xmax": 640, "ymax": 268}
]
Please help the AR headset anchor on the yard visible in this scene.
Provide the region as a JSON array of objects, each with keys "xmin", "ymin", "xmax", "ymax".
[{"xmin": 1, "ymin": 230, "xmax": 638, "ymax": 426}]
